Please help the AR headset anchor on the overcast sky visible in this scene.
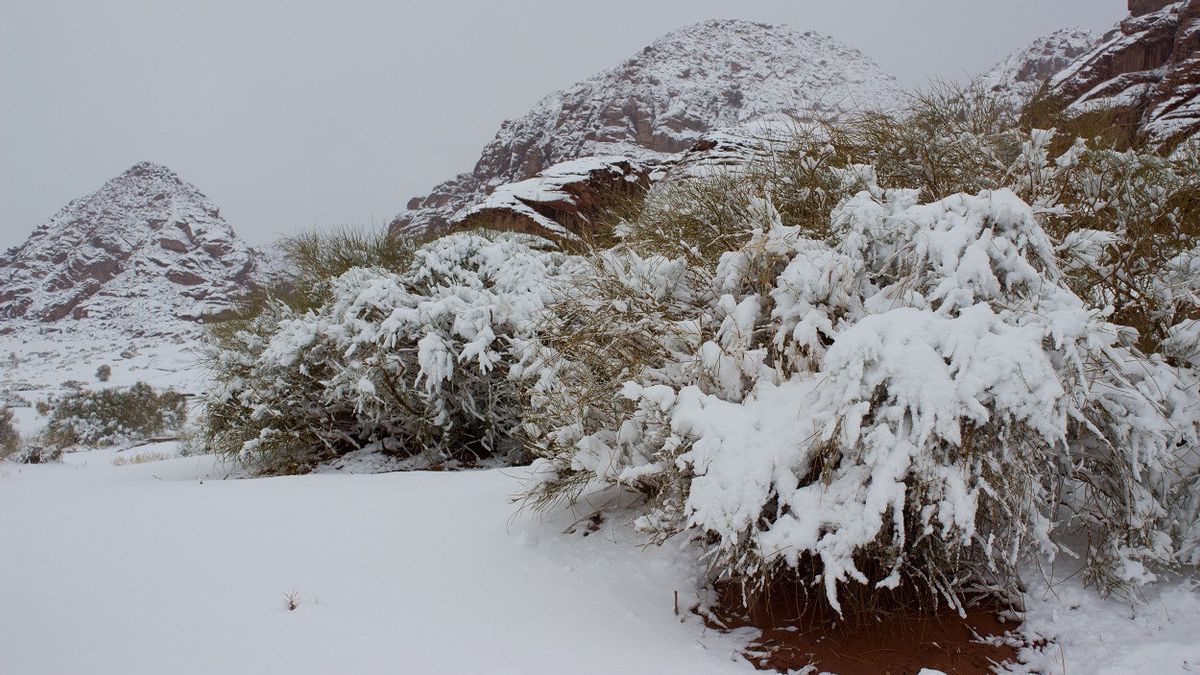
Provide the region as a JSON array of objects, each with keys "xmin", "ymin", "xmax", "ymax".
[{"xmin": 1, "ymin": 0, "xmax": 1126, "ymax": 249}]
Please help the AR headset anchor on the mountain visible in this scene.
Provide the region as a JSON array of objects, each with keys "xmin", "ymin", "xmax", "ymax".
[
  {"xmin": 979, "ymin": 28, "xmax": 1101, "ymax": 108},
  {"xmin": 1049, "ymin": 0, "xmax": 1200, "ymax": 145},
  {"xmin": 389, "ymin": 19, "xmax": 901, "ymax": 236},
  {"xmin": 0, "ymin": 162, "xmax": 262, "ymax": 326}
]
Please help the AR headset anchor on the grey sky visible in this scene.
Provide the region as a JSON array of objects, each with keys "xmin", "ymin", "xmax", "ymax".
[{"xmin": 1, "ymin": 0, "xmax": 1126, "ymax": 249}]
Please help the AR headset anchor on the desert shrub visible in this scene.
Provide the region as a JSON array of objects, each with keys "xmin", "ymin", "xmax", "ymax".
[
  {"xmin": 202, "ymin": 232, "xmax": 582, "ymax": 475},
  {"xmin": 41, "ymin": 382, "xmax": 188, "ymax": 450},
  {"xmin": 0, "ymin": 407, "xmax": 19, "ymax": 458},
  {"xmin": 524, "ymin": 184, "xmax": 1199, "ymax": 616},
  {"xmin": 216, "ymin": 228, "xmax": 431, "ymax": 330},
  {"xmin": 10, "ymin": 445, "xmax": 61, "ymax": 465},
  {"xmin": 520, "ymin": 93, "xmax": 1200, "ymax": 616}
]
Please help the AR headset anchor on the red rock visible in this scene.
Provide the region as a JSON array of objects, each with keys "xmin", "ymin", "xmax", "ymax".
[{"xmin": 1050, "ymin": 0, "xmax": 1200, "ymax": 145}]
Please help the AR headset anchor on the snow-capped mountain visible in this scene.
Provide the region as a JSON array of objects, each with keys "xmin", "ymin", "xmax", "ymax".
[
  {"xmin": 390, "ymin": 19, "xmax": 901, "ymax": 236},
  {"xmin": 0, "ymin": 162, "xmax": 262, "ymax": 327},
  {"xmin": 979, "ymin": 28, "xmax": 1101, "ymax": 108},
  {"xmin": 1049, "ymin": 0, "xmax": 1200, "ymax": 145}
]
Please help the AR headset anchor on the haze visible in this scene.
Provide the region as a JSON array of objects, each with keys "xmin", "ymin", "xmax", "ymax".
[{"xmin": 0, "ymin": 0, "xmax": 1125, "ymax": 249}]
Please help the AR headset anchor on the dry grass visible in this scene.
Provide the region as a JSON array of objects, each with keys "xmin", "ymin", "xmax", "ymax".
[{"xmin": 111, "ymin": 451, "xmax": 171, "ymax": 466}]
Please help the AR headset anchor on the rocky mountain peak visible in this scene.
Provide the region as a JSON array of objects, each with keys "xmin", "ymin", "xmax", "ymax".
[
  {"xmin": 389, "ymin": 19, "xmax": 901, "ymax": 236},
  {"xmin": 0, "ymin": 162, "xmax": 261, "ymax": 326}
]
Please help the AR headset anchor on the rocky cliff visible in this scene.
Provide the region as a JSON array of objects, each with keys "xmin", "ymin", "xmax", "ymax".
[{"xmin": 1050, "ymin": 0, "xmax": 1200, "ymax": 145}]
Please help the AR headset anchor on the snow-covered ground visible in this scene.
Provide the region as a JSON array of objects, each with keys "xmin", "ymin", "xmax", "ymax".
[
  {"xmin": 0, "ymin": 449, "xmax": 757, "ymax": 675},
  {"xmin": 0, "ymin": 319, "xmax": 203, "ymax": 437},
  {"xmin": 3, "ymin": 446, "xmax": 1198, "ymax": 674}
]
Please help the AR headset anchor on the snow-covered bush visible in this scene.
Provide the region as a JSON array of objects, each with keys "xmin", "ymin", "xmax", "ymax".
[
  {"xmin": 41, "ymin": 382, "xmax": 188, "ymax": 450},
  {"xmin": 203, "ymin": 232, "xmax": 581, "ymax": 474},
  {"xmin": 0, "ymin": 407, "xmax": 19, "ymax": 458},
  {"xmin": 522, "ymin": 141, "xmax": 1200, "ymax": 615},
  {"xmin": 823, "ymin": 88, "xmax": 1200, "ymax": 357}
]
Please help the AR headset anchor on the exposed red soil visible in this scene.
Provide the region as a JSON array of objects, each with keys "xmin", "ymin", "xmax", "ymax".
[{"xmin": 713, "ymin": 585, "xmax": 1022, "ymax": 674}]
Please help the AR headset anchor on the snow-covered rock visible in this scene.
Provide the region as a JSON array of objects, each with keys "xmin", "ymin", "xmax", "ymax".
[
  {"xmin": 1049, "ymin": 0, "xmax": 1200, "ymax": 145},
  {"xmin": 0, "ymin": 162, "xmax": 265, "ymax": 326},
  {"xmin": 446, "ymin": 117, "xmax": 806, "ymax": 247},
  {"xmin": 390, "ymin": 19, "xmax": 901, "ymax": 236},
  {"xmin": 979, "ymin": 28, "xmax": 1101, "ymax": 108},
  {"xmin": 451, "ymin": 157, "xmax": 657, "ymax": 246}
]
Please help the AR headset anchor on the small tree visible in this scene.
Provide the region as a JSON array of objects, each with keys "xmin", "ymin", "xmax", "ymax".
[{"xmin": 0, "ymin": 407, "xmax": 19, "ymax": 458}]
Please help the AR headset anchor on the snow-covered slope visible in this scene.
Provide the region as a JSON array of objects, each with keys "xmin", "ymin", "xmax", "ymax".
[
  {"xmin": 980, "ymin": 28, "xmax": 1101, "ymax": 108},
  {"xmin": 390, "ymin": 19, "xmax": 901, "ymax": 236},
  {"xmin": 0, "ymin": 162, "xmax": 262, "ymax": 326}
]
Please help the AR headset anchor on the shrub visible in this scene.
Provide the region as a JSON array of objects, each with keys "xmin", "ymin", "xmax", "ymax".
[
  {"xmin": 10, "ymin": 445, "xmax": 61, "ymax": 465},
  {"xmin": 519, "ymin": 91, "xmax": 1200, "ymax": 617},
  {"xmin": 240, "ymin": 228, "xmax": 431, "ymax": 319},
  {"xmin": 41, "ymin": 382, "xmax": 188, "ymax": 450},
  {"xmin": 95, "ymin": 364, "xmax": 112, "ymax": 382},
  {"xmin": 202, "ymin": 232, "xmax": 581, "ymax": 474},
  {"xmin": 0, "ymin": 407, "xmax": 19, "ymax": 458}
]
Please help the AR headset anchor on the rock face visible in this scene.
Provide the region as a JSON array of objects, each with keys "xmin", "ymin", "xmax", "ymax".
[
  {"xmin": 1049, "ymin": 0, "xmax": 1200, "ymax": 145},
  {"xmin": 447, "ymin": 118, "xmax": 800, "ymax": 247},
  {"xmin": 452, "ymin": 157, "xmax": 657, "ymax": 247},
  {"xmin": 0, "ymin": 162, "xmax": 261, "ymax": 324},
  {"xmin": 979, "ymin": 28, "xmax": 1101, "ymax": 108},
  {"xmin": 391, "ymin": 19, "xmax": 901, "ymax": 237}
]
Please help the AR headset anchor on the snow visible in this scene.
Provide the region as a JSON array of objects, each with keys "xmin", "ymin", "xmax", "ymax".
[
  {"xmin": 0, "ymin": 450, "xmax": 757, "ymax": 675},
  {"xmin": 2, "ymin": 445, "xmax": 1197, "ymax": 673},
  {"xmin": 1012, "ymin": 572, "xmax": 1200, "ymax": 674}
]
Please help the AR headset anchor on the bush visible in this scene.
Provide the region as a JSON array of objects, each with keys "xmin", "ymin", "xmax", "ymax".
[
  {"xmin": 202, "ymin": 232, "xmax": 581, "ymax": 474},
  {"xmin": 41, "ymin": 382, "xmax": 188, "ymax": 450},
  {"xmin": 95, "ymin": 364, "xmax": 111, "ymax": 382},
  {"xmin": 0, "ymin": 407, "xmax": 19, "ymax": 458},
  {"xmin": 10, "ymin": 445, "xmax": 61, "ymax": 465},
  {"xmin": 518, "ymin": 90, "xmax": 1200, "ymax": 617},
  {"xmin": 228, "ymin": 228, "xmax": 431, "ymax": 322}
]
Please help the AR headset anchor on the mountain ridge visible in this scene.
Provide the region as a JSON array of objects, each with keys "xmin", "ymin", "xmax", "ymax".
[
  {"xmin": 389, "ymin": 19, "xmax": 902, "ymax": 237},
  {"xmin": 0, "ymin": 161, "xmax": 263, "ymax": 327}
]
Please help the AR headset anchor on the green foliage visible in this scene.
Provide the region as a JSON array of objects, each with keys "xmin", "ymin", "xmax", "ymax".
[
  {"xmin": 41, "ymin": 382, "xmax": 188, "ymax": 450},
  {"xmin": 0, "ymin": 407, "xmax": 19, "ymax": 458}
]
